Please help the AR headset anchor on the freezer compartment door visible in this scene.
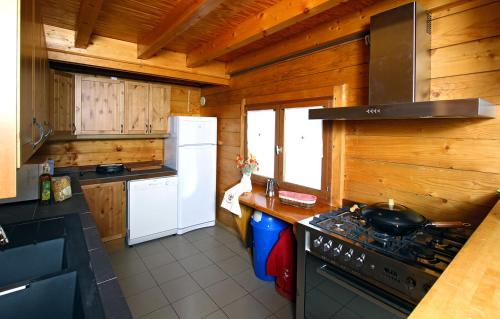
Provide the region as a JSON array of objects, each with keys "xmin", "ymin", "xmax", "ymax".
[
  {"xmin": 178, "ymin": 145, "xmax": 216, "ymax": 230},
  {"xmin": 128, "ymin": 177, "xmax": 178, "ymax": 241},
  {"xmin": 177, "ymin": 117, "xmax": 217, "ymax": 146}
]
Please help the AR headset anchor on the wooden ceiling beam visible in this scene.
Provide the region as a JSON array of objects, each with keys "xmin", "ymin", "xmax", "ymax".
[
  {"xmin": 186, "ymin": 0, "xmax": 348, "ymax": 67},
  {"xmin": 138, "ymin": 0, "xmax": 226, "ymax": 60},
  {"xmin": 74, "ymin": 0, "xmax": 104, "ymax": 48}
]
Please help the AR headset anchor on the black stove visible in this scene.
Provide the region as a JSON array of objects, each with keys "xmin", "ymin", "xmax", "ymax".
[{"xmin": 296, "ymin": 204, "xmax": 472, "ymax": 319}]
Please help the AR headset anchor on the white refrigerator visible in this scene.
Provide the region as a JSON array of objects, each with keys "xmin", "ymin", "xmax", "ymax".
[{"xmin": 165, "ymin": 116, "xmax": 217, "ymax": 234}]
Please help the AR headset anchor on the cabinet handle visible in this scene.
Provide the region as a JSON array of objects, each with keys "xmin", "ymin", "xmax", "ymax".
[
  {"xmin": 32, "ymin": 119, "xmax": 45, "ymax": 149},
  {"xmin": 121, "ymin": 124, "xmax": 124, "ymax": 133},
  {"xmin": 149, "ymin": 124, "xmax": 152, "ymax": 134},
  {"xmin": 145, "ymin": 123, "xmax": 148, "ymax": 134},
  {"xmin": 43, "ymin": 122, "xmax": 53, "ymax": 138},
  {"xmin": 72, "ymin": 123, "xmax": 76, "ymax": 134}
]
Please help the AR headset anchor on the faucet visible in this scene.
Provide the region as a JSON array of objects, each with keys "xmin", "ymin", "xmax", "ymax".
[{"xmin": 0, "ymin": 225, "xmax": 9, "ymax": 246}]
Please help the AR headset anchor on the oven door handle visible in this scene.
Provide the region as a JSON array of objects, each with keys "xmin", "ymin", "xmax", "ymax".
[{"xmin": 316, "ymin": 264, "xmax": 408, "ymax": 318}]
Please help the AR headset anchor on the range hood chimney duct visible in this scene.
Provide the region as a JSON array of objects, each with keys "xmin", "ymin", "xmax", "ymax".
[{"xmin": 309, "ymin": 2, "xmax": 495, "ymax": 120}]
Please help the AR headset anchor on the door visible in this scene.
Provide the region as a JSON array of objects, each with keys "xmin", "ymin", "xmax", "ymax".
[
  {"xmin": 50, "ymin": 70, "xmax": 74, "ymax": 135},
  {"xmin": 177, "ymin": 116, "xmax": 217, "ymax": 145},
  {"xmin": 128, "ymin": 177, "xmax": 178, "ymax": 242},
  {"xmin": 149, "ymin": 84, "xmax": 171, "ymax": 134},
  {"xmin": 75, "ymin": 75, "xmax": 124, "ymax": 134},
  {"xmin": 82, "ymin": 181, "xmax": 126, "ymax": 242},
  {"xmin": 124, "ymin": 81, "xmax": 149, "ymax": 134},
  {"xmin": 177, "ymin": 145, "xmax": 216, "ymax": 229}
]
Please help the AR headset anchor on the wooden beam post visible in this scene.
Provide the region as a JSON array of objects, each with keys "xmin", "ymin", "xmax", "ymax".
[
  {"xmin": 330, "ymin": 84, "xmax": 348, "ymax": 207},
  {"xmin": 74, "ymin": 0, "xmax": 104, "ymax": 48},
  {"xmin": 137, "ymin": 0, "xmax": 226, "ymax": 60},
  {"xmin": 186, "ymin": 0, "xmax": 347, "ymax": 67}
]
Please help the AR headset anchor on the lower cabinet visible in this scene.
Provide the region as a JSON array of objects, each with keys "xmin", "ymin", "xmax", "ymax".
[{"xmin": 82, "ymin": 181, "xmax": 126, "ymax": 242}]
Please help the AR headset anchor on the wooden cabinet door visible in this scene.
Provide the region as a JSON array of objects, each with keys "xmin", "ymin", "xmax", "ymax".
[
  {"xmin": 170, "ymin": 86, "xmax": 190, "ymax": 114},
  {"xmin": 50, "ymin": 70, "xmax": 75, "ymax": 135},
  {"xmin": 149, "ymin": 84, "xmax": 171, "ymax": 134},
  {"xmin": 124, "ymin": 81, "xmax": 149, "ymax": 134},
  {"xmin": 82, "ymin": 181, "xmax": 126, "ymax": 242},
  {"xmin": 19, "ymin": 0, "xmax": 35, "ymax": 164},
  {"xmin": 75, "ymin": 75, "xmax": 124, "ymax": 135}
]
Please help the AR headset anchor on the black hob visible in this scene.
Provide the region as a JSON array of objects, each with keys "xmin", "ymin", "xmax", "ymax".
[{"xmin": 301, "ymin": 204, "xmax": 472, "ymax": 305}]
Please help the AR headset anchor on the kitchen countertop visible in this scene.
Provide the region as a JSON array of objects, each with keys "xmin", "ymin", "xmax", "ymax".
[
  {"xmin": 238, "ymin": 184, "xmax": 336, "ymax": 225},
  {"xmin": 408, "ymin": 200, "xmax": 500, "ymax": 319},
  {"xmin": 0, "ymin": 164, "xmax": 176, "ymax": 319}
]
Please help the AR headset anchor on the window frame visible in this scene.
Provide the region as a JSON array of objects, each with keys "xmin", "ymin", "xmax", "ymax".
[{"xmin": 245, "ymin": 99, "xmax": 332, "ymax": 202}]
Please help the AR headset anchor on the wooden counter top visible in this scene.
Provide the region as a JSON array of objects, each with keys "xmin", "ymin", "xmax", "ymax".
[
  {"xmin": 409, "ymin": 200, "xmax": 500, "ymax": 319},
  {"xmin": 238, "ymin": 185, "xmax": 336, "ymax": 225}
]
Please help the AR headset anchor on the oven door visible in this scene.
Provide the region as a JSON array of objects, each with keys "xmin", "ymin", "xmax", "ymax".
[{"xmin": 304, "ymin": 253, "xmax": 414, "ymax": 319}]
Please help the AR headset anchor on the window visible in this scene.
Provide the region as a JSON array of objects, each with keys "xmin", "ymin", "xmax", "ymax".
[{"xmin": 246, "ymin": 100, "xmax": 331, "ymax": 199}]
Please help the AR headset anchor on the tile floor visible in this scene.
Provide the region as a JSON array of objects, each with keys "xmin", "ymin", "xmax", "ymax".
[{"xmin": 104, "ymin": 225, "xmax": 295, "ymax": 319}]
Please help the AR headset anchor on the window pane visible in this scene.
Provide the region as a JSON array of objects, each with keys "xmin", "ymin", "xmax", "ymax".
[
  {"xmin": 247, "ymin": 109, "xmax": 275, "ymax": 178},
  {"xmin": 283, "ymin": 107, "xmax": 323, "ymax": 189}
]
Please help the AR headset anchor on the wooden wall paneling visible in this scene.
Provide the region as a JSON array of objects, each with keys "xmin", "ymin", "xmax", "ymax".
[
  {"xmin": 330, "ymin": 84, "xmax": 347, "ymax": 207},
  {"xmin": 74, "ymin": 0, "xmax": 104, "ymax": 48},
  {"xmin": 82, "ymin": 181, "xmax": 126, "ymax": 242},
  {"xmin": 44, "ymin": 25, "xmax": 229, "ymax": 86},
  {"xmin": 124, "ymin": 81, "xmax": 149, "ymax": 134},
  {"xmin": 149, "ymin": 83, "xmax": 171, "ymax": 133},
  {"xmin": 33, "ymin": 139, "xmax": 164, "ymax": 167}
]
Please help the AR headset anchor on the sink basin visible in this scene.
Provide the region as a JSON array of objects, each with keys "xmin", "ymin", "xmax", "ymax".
[
  {"xmin": 0, "ymin": 238, "xmax": 65, "ymax": 287},
  {"xmin": 0, "ymin": 271, "xmax": 83, "ymax": 319}
]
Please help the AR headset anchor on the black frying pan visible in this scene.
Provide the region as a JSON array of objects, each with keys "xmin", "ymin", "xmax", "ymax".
[{"xmin": 361, "ymin": 202, "xmax": 471, "ymax": 236}]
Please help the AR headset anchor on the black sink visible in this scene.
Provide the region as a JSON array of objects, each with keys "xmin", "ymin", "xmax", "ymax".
[
  {"xmin": 0, "ymin": 238, "xmax": 65, "ymax": 287},
  {"xmin": 0, "ymin": 271, "xmax": 83, "ymax": 319}
]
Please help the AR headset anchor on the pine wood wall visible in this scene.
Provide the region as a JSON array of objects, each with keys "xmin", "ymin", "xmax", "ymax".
[{"xmin": 201, "ymin": 0, "xmax": 500, "ymax": 229}]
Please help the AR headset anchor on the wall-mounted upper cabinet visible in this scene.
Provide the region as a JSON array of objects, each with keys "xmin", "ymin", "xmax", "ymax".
[
  {"xmin": 149, "ymin": 84, "xmax": 171, "ymax": 134},
  {"xmin": 50, "ymin": 70, "xmax": 75, "ymax": 135},
  {"xmin": 125, "ymin": 81, "xmax": 150, "ymax": 134},
  {"xmin": 75, "ymin": 75, "xmax": 125, "ymax": 135}
]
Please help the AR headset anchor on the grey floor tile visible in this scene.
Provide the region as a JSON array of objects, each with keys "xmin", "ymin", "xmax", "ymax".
[
  {"xmin": 211, "ymin": 230, "xmax": 237, "ymax": 243},
  {"xmin": 274, "ymin": 302, "xmax": 295, "ymax": 319},
  {"xmin": 205, "ymin": 278, "xmax": 247, "ymax": 307},
  {"xmin": 179, "ymin": 253, "xmax": 214, "ymax": 273},
  {"xmin": 142, "ymin": 251, "xmax": 176, "ymax": 270},
  {"xmin": 109, "ymin": 247, "xmax": 140, "ymax": 265},
  {"xmin": 191, "ymin": 264, "xmax": 229, "ymax": 288},
  {"xmin": 112, "ymin": 257, "xmax": 147, "ymax": 278},
  {"xmin": 203, "ymin": 310, "xmax": 229, "ymax": 319},
  {"xmin": 233, "ymin": 269, "xmax": 267, "ymax": 292},
  {"xmin": 160, "ymin": 274, "xmax": 202, "ymax": 303},
  {"xmin": 192, "ymin": 237, "xmax": 224, "ymax": 251},
  {"xmin": 238, "ymin": 251, "xmax": 253, "ymax": 265},
  {"xmin": 160, "ymin": 235, "xmax": 190, "ymax": 249},
  {"xmin": 223, "ymin": 295, "xmax": 271, "ymax": 319},
  {"xmin": 266, "ymin": 316, "xmax": 278, "ymax": 319},
  {"xmin": 217, "ymin": 255, "xmax": 250, "ymax": 276},
  {"xmin": 118, "ymin": 271, "xmax": 157, "ymax": 297},
  {"xmin": 140, "ymin": 305, "xmax": 179, "ymax": 319},
  {"xmin": 126, "ymin": 286, "xmax": 168, "ymax": 318},
  {"xmin": 135, "ymin": 240, "xmax": 168, "ymax": 258},
  {"xmin": 183, "ymin": 229, "xmax": 213, "ymax": 242},
  {"xmin": 203, "ymin": 245, "xmax": 236, "ymax": 263},
  {"xmin": 167, "ymin": 242, "xmax": 201, "ymax": 260},
  {"xmin": 224, "ymin": 240, "xmax": 248, "ymax": 256},
  {"xmin": 251, "ymin": 283, "xmax": 290, "ymax": 313},
  {"xmin": 150, "ymin": 261, "xmax": 187, "ymax": 285},
  {"xmin": 172, "ymin": 290, "xmax": 219, "ymax": 319},
  {"xmin": 104, "ymin": 238, "xmax": 130, "ymax": 254}
]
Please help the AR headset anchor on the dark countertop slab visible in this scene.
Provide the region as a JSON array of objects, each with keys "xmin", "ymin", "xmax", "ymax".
[{"xmin": 0, "ymin": 163, "xmax": 172, "ymax": 319}]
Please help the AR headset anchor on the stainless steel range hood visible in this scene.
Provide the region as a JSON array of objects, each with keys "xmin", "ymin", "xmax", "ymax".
[{"xmin": 309, "ymin": 2, "xmax": 496, "ymax": 121}]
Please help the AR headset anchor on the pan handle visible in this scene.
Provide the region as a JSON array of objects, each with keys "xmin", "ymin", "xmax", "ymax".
[{"xmin": 426, "ymin": 221, "xmax": 471, "ymax": 228}]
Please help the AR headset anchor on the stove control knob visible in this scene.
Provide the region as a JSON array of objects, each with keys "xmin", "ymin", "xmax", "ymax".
[
  {"xmin": 333, "ymin": 244, "xmax": 343, "ymax": 257},
  {"xmin": 405, "ymin": 277, "xmax": 417, "ymax": 290},
  {"xmin": 354, "ymin": 253, "xmax": 366, "ymax": 268},
  {"xmin": 343, "ymin": 248, "xmax": 354, "ymax": 262},
  {"xmin": 313, "ymin": 236, "xmax": 323, "ymax": 248},
  {"xmin": 323, "ymin": 240, "xmax": 333, "ymax": 252}
]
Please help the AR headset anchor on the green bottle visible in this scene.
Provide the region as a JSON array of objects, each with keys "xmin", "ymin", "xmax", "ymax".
[{"xmin": 39, "ymin": 163, "xmax": 51, "ymax": 204}]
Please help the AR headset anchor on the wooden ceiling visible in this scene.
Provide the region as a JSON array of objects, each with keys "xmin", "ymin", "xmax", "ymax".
[{"xmin": 41, "ymin": 0, "xmax": 378, "ymax": 71}]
